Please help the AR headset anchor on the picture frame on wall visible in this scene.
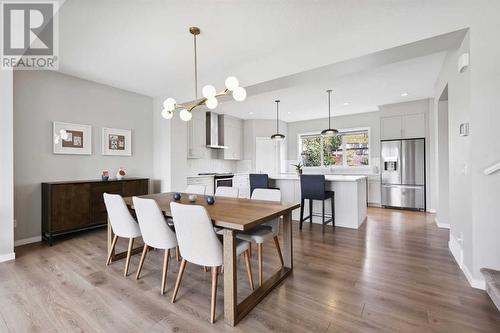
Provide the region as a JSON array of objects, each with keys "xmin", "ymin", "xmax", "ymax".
[
  {"xmin": 53, "ymin": 122, "xmax": 92, "ymax": 155},
  {"xmin": 102, "ymin": 127, "xmax": 132, "ymax": 156}
]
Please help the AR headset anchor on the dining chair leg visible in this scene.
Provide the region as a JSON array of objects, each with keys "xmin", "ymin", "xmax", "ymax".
[
  {"xmin": 243, "ymin": 249, "xmax": 254, "ymax": 290},
  {"xmin": 210, "ymin": 266, "xmax": 219, "ymax": 324},
  {"xmin": 175, "ymin": 245, "xmax": 181, "ymax": 262},
  {"xmin": 258, "ymin": 243, "xmax": 263, "ymax": 286},
  {"xmin": 331, "ymin": 193, "xmax": 335, "ymax": 228},
  {"xmin": 106, "ymin": 235, "xmax": 118, "ymax": 266},
  {"xmin": 135, "ymin": 244, "xmax": 149, "ymax": 280},
  {"xmin": 161, "ymin": 249, "xmax": 170, "ymax": 295},
  {"xmin": 124, "ymin": 238, "xmax": 134, "ymax": 277},
  {"xmin": 204, "ymin": 266, "xmax": 209, "ymax": 272},
  {"xmin": 171, "ymin": 259, "xmax": 187, "ymax": 303},
  {"xmin": 248, "ymin": 243, "xmax": 252, "ymax": 257},
  {"xmin": 273, "ymin": 236, "xmax": 284, "ymax": 267}
]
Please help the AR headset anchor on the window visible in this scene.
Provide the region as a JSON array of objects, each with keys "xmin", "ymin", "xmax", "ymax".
[{"xmin": 298, "ymin": 129, "xmax": 369, "ymax": 167}]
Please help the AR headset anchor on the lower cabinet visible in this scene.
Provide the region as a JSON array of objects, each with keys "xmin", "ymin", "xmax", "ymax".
[
  {"xmin": 187, "ymin": 176, "xmax": 214, "ymax": 195},
  {"xmin": 42, "ymin": 178, "xmax": 149, "ymax": 245},
  {"xmin": 233, "ymin": 174, "xmax": 250, "ymax": 199}
]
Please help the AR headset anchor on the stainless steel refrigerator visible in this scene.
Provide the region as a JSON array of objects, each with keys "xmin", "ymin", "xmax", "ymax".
[{"xmin": 381, "ymin": 139, "xmax": 425, "ymax": 211}]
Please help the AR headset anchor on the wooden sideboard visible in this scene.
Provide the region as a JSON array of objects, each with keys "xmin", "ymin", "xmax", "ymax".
[{"xmin": 42, "ymin": 178, "xmax": 149, "ymax": 245}]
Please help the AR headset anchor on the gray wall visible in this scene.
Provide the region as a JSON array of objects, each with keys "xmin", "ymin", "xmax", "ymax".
[
  {"xmin": 13, "ymin": 71, "xmax": 154, "ymax": 242},
  {"xmin": 0, "ymin": 70, "xmax": 14, "ymax": 260}
]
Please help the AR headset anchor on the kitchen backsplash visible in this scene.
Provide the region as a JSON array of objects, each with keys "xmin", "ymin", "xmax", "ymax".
[{"xmin": 187, "ymin": 158, "xmax": 252, "ymax": 175}]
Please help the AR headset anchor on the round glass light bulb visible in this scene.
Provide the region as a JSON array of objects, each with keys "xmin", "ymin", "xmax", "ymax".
[
  {"xmin": 225, "ymin": 76, "xmax": 239, "ymax": 91},
  {"xmin": 163, "ymin": 98, "xmax": 176, "ymax": 110},
  {"xmin": 205, "ymin": 97, "xmax": 218, "ymax": 110},
  {"xmin": 202, "ymin": 85, "xmax": 216, "ymax": 99},
  {"xmin": 232, "ymin": 86, "xmax": 247, "ymax": 102},
  {"xmin": 179, "ymin": 108, "xmax": 192, "ymax": 121},
  {"xmin": 161, "ymin": 108, "xmax": 174, "ymax": 119}
]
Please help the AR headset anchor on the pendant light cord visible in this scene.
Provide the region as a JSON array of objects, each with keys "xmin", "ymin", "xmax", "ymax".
[
  {"xmin": 194, "ymin": 33, "xmax": 198, "ymax": 99},
  {"xmin": 327, "ymin": 90, "xmax": 332, "ymax": 129},
  {"xmin": 276, "ymin": 100, "xmax": 280, "ymax": 133}
]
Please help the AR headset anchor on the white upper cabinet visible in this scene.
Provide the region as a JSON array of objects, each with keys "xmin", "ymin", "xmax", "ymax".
[
  {"xmin": 380, "ymin": 115, "xmax": 403, "ymax": 140},
  {"xmin": 187, "ymin": 115, "xmax": 205, "ymax": 159},
  {"xmin": 381, "ymin": 113, "xmax": 425, "ymax": 140},
  {"xmin": 223, "ymin": 116, "xmax": 243, "ymax": 160},
  {"xmin": 402, "ymin": 113, "xmax": 426, "ymax": 139}
]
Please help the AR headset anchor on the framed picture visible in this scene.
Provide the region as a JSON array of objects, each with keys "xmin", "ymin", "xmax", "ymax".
[
  {"xmin": 53, "ymin": 122, "xmax": 92, "ymax": 155},
  {"xmin": 102, "ymin": 127, "xmax": 132, "ymax": 156}
]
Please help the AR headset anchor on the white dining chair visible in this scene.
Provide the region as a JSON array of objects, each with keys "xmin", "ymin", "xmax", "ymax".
[
  {"xmin": 236, "ymin": 188, "xmax": 284, "ymax": 286},
  {"xmin": 104, "ymin": 193, "xmax": 142, "ymax": 277},
  {"xmin": 214, "ymin": 186, "xmax": 239, "ymax": 198},
  {"xmin": 133, "ymin": 197, "xmax": 178, "ymax": 295},
  {"xmin": 169, "ymin": 202, "xmax": 254, "ymax": 323},
  {"xmin": 185, "ymin": 185, "xmax": 206, "ymax": 195}
]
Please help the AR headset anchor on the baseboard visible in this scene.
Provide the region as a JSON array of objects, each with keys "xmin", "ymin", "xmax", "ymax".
[
  {"xmin": 14, "ymin": 235, "xmax": 42, "ymax": 247},
  {"xmin": 434, "ymin": 217, "xmax": 450, "ymax": 229},
  {"xmin": 448, "ymin": 234, "xmax": 485, "ymax": 290},
  {"xmin": 0, "ymin": 252, "xmax": 15, "ymax": 263}
]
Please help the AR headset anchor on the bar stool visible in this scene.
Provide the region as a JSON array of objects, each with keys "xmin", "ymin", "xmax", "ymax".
[
  {"xmin": 249, "ymin": 174, "xmax": 269, "ymax": 196},
  {"xmin": 299, "ymin": 175, "xmax": 335, "ymax": 233}
]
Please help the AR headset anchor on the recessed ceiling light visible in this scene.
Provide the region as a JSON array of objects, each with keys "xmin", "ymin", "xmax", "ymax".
[
  {"xmin": 401, "ymin": 92, "xmax": 409, "ymax": 97},
  {"xmin": 287, "ymin": 111, "xmax": 291, "ymax": 114},
  {"xmin": 343, "ymin": 102, "xmax": 350, "ymax": 106},
  {"xmin": 249, "ymin": 112, "xmax": 254, "ymax": 115}
]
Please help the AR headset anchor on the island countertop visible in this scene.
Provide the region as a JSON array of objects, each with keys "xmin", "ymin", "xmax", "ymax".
[{"xmin": 269, "ymin": 174, "xmax": 367, "ymax": 182}]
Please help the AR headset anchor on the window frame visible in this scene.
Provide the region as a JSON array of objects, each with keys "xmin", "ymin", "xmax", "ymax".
[{"xmin": 297, "ymin": 127, "xmax": 371, "ymax": 168}]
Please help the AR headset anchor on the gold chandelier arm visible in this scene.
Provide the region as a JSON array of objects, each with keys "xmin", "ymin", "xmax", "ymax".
[{"xmin": 214, "ymin": 88, "xmax": 229, "ymax": 98}]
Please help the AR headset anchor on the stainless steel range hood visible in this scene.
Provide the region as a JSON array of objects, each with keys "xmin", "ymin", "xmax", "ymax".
[{"xmin": 206, "ymin": 112, "xmax": 228, "ymax": 149}]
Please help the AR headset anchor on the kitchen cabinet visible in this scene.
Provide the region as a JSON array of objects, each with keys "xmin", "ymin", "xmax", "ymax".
[
  {"xmin": 233, "ymin": 174, "xmax": 250, "ymax": 198},
  {"xmin": 368, "ymin": 177, "xmax": 381, "ymax": 206},
  {"xmin": 223, "ymin": 116, "xmax": 243, "ymax": 160},
  {"xmin": 380, "ymin": 113, "xmax": 425, "ymax": 140},
  {"xmin": 187, "ymin": 115, "xmax": 205, "ymax": 159}
]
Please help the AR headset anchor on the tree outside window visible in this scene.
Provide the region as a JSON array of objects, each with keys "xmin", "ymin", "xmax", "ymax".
[{"xmin": 299, "ymin": 129, "xmax": 369, "ymax": 167}]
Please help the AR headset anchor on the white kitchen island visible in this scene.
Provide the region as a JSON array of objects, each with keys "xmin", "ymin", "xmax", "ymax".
[{"xmin": 269, "ymin": 174, "xmax": 367, "ymax": 229}]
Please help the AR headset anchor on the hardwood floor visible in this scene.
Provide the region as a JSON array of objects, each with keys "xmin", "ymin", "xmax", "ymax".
[{"xmin": 1, "ymin": 208, "xmax": 500, "ymax": 332}]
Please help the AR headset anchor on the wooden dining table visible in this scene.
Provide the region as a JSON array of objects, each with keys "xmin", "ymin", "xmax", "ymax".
[{"xmin": 107, "ymin": 192, "xmax": 300, "ymax": 326}]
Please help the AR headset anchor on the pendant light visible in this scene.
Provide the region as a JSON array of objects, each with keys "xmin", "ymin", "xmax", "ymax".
[
  {"xmin": 161, "ymin": 27, "xmax": 246, "ymax": 121},
  {"xmin": 321, "ymin": 89, "xmax": 338, "ymax": 136},
  {"xmin": 271, "ymin": 100, "xmax": 285, "ymax": 141}
]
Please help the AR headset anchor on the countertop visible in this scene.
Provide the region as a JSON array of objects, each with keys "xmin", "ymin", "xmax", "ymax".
[{"xmin": 269, "ymin": 174, "xmax": 367, "ymax": 182}]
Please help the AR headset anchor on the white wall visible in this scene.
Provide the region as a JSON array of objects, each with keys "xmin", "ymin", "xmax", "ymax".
[
  {"xmin": 0, "ymin": 69, "xmax": 15, "ymax": 262},
  {"xmin": 243, "ymin": 119, "xmax": 288, "ymax": 172},
  {"xmin": 13, "ymin": 71, "xmax": 154, "ymax": 242},
  {"xmin": 436, "ymin": 100, "xmax": 450, "ymax": 227}
]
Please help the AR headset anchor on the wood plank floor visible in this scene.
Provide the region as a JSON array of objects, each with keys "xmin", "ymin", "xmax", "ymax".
[{"xmin": 1, "ymin": 208, "xmax": 500, "ymax": 332}]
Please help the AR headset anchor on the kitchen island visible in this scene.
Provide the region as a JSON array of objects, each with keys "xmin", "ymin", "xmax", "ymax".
[{"xmin": 269, "ymin": 174, "xmax": 367, "ymax": 229}]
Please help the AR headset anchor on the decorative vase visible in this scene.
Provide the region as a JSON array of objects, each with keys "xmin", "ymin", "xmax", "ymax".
[
  {"xmin": 206, "ymin": 196, "xmax": 215, "ymax": 205},
  {"xmin": 173, "ymin": 192, "xmax": 181, "ymax": 201},
  {"xmin": 101, "ymin": 170, "xmax": 110, "ymax": 181},
  {"xmin": 188, "ymin": 194, "xmax": 197, "ymax": 202},
  {"xmin": 116, "ymin": 167, "xmax": 126, "ymax": 180},
  {"xmin": 296, "ymin": 169, "xmax": 303, "ymax": 176}
]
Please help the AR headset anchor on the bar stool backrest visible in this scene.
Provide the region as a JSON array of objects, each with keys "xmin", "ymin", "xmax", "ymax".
[
  {"xmin": 249, "ymin": 173, "xmax": 269, "ymax": 195},
  {"xmin": 300, "ymin": 174, "xmax": 326, "ymax": 200}
]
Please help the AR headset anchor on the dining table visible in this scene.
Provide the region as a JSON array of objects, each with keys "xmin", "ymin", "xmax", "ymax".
[{"xmin": 107, "ymin": 192, "xmax": 300, "ymax": 326}]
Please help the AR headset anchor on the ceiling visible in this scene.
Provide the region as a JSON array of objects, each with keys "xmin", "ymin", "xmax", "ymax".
[{"xmin": 55, "ymin": 0, "xmax": 468, "ymax": 122}]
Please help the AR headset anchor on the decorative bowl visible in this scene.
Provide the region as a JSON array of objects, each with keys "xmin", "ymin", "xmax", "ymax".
[
  {"xmin": 173, "ymin": 192, "xmax": 181, "ymax": 201},
  {"xmin": 206, "ymin": 196, "xmax": 215, "ymax": 205},
  {"xmin": 188, "ymin": 194, "xmax": 197, "ymax": 202}
]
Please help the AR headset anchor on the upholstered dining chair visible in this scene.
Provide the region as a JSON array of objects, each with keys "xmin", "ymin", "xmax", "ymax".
[
  {"xmin": 169, "ymin": 202, "xmax": 254, "ymax": 323},
  {"xmin": 133, "ymin": 197, "xmax": 178, "ymax": 295},
  {"xmin": 103, "ymin": 193, "xmax": 142, "ymax": 277},
  {"xmin": 214, "ymin": 186, "xmax": 239, "ymax": 198},
  {"xmin": 185, "ymin": 185, "xmax": 206, "ymax": 195},
  {"xmin": 236, "ymin": 188, "xmax": 284, "ymax": 286}
]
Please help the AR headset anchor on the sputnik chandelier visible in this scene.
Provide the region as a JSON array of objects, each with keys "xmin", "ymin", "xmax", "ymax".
[{"xmin": 161, "ymin": 27, "xmax": 247, "ymax": 121}]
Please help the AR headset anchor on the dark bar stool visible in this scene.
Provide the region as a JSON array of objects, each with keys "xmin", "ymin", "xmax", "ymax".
[
  {"xmin": 249, "ymin": 174, "xmax": 269, "ymax": 196},
  {"xmin": 299, "ymin": 175, "xmax": 335, "ymax": 233}
]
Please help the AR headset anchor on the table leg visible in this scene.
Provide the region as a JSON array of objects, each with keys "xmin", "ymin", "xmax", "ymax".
[
  {"xmin": 282, "ymin": 211, "xmax": 293, "ymax": 269},
  {"xmin": 223, "ymin": 229, "xmax": 237, "ymax": 326}
]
